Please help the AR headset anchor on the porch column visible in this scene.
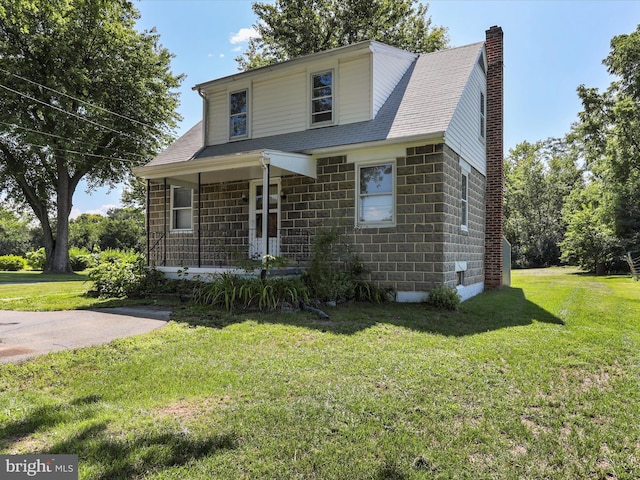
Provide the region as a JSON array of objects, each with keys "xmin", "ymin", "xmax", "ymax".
[
  {"xmin": 146, "ymin": 179, "xmax": 150, "ymax": 267},
  {"xmin": 262, "ymin": 161, "xmax": 270, "ymax": 258}
]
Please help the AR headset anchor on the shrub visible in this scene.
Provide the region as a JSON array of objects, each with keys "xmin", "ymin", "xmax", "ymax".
[
  {"xmin": 0, "ymin": 255, "xmax": 27, "ymax": 271},
  {"xmin": 69, "ymin": 247, "xmax": 94, "ymax": 271},
  {"xmin": 25, "ymin": 248, "xmax": 46, "ymax": 270},
  {"xmin": 304, "ymin": 226, "xmax": 390, "ymax": 303},
  {"xmin": 88, "ymin": 253, "xmax": 146, "ymax": 298},
  {"xmin": 427, "ymin": 285, "xmax": 461, "ymax": 311}
]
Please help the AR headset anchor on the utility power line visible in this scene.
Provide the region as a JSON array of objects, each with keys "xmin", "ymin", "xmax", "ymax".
[
  {"xmin": 0, "ymin": 121, "xmax": 148, "ymax": 159},
  {"xmin": 27, "ymin": 142, "xmax": 144, "ymax": 164},
  {"xmin": 0, "ymin": 82, "xmax": 140, "ymax": 141},
  {"xmin": 0, "ymin": 67, "xmax": 166, "ymax": 135}
]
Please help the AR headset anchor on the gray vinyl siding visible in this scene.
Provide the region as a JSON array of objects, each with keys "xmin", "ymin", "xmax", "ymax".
[
  {"xmin": 338, "ymin": 54, "xmax": 371, "ymax": 124},
  {"xmin": 253, "ymin": 70, "xmax": 307, "ymax": 138},
  {"xmin": 444, "ymin": 56, "xmax": 487, "ymax": 175},
  {"xmin": 372, "ymin": 48, "xmax": 417, "ymax": 117}
]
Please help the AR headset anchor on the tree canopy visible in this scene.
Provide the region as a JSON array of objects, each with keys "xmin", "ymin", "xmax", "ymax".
[
  {"xmin": 576, "ymin": 25, "xmax": 640, "ymax": 250},
  {"xmin": 504, "ymin": 138, "xmax": 582, "ymax": 268},
  {"xmin": 236, "ymin": 0, "xmax": 449, "ymax": 70},
  {"xmin": 0, "ymin": 0, "xmax": 182, "ymax": 272},
  {"xmin": 506, "ymin": 25, "xmax": 640, "ymax": 273}
]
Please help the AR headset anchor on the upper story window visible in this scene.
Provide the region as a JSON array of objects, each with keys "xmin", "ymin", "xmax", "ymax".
[
  {"xmin": 357, "ymin": 161, "xmax": 395, "ymax": 227},
  {"xmin": 311, "ymin": 70, "xmax": 333, "ymax": 125},
  {"xmin": 230, "ymin": 89, "xmax": 248, "ymax": 139},
  {"xmin": 171, "ymin": 186, "xmax": 193, "ymax": 231},
  {"xmin": 480, "ymin": 92, "xmax": 486, "ymax": 139}
]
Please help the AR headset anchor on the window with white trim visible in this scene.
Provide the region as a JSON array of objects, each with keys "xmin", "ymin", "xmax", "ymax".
[
  {"xmin": 229, "ymin": 89, "xmax": 248, "ymax": 139},
  {"xmin": 357, "ymin": 161, "xmax": 395, "ymax": 227},
  {"xmin": 480, "ymin": 92, "xmax": 486, "ymax": 139},
  {"xmin": 171, "ymin": 186, "xmax": 193, "ymax": 231},
  {"xmin": 311, "ymin": 70, "xmax": 333, "ymax": 125},
  {"xmin": 461, "ymin": 169, "xmax": 469, "ymax": 231}
]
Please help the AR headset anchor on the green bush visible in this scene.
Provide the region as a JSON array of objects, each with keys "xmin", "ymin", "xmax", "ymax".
[
  {"xmin": 69, "ymin": 247, "xmax": 94, "ymax": 271},
  {"xmin": 0, "ymin": 255, "xmax": 27, "ymax": 271},
  {"xmin": 304, "ymin": 227, "xmax": 390, "ymax": 303},
  {"xmin": 25, "ymin": 248, "xmax": 46, "ymax": 270},
  {"xmin": 87, "ymin": 253, "xmax": 146, "ymax": 298},
  {"xmin": 427, "ymin": 285, "xmax": 461, "ymax": 311}
]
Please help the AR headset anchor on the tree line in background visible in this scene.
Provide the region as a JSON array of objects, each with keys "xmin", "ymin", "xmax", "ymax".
[
  {"xmin": 0, "ymin": 206, "xmax": 144, "ymax": 259},
  {"xmin": 505, "ymin": 25, "xmax": 640, "ymax": 273}
]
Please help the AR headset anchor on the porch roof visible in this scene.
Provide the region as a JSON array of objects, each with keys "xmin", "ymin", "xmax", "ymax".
[{"xmin": 134, "ymin": 149, "xmax": 315, "ymax": 187}]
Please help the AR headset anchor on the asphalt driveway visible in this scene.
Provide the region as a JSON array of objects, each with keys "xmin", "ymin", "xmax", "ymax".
[{"xmin": 0, "ymin": 307, "xmax": 170, "ymax": 364}]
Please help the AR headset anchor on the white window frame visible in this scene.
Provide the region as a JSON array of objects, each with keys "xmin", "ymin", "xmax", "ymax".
[
  {"xmin": 460, "ymin": 160, "xmax": 470, "ymax": 232},
  {"xmin": 356, "ymin": 160, "xmax": 396, "ymax": 228},
  {"xmin": 229, "ymin": 88, "xmax": 249, "ymax": 140},
  {"xmin": 310, "ymin": 69, "xmax": 334, "ymax": 127},
  {"xmin": 480, "ymin": 91, "xmax": 486, "ymax": 140},
  {"xmin": 170, "ymin": 186, "xmax": 193, "ymax": 232}
]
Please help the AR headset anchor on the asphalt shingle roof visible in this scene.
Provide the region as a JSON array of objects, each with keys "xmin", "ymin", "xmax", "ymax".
[{"xmin": 144, "ymin": 41, "xmax": 484, "ymax": 169}]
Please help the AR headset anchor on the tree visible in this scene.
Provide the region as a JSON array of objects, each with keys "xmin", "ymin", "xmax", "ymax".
[
  {"xmin": 69, "ymin": 208, "xmax": 145, "ymax": 252},
  {"xmin": 100, "ymin": 207, "xmax": 145, "ymax": 251},
  {"xmin": 0, "ymin": 206, "xmax": 34, "ymax": 255},
  {"xmin": 504, "ymin": 138, "xmax": 582, "ymax": 267},
  {"xmin": 69, "ymin": 213, "xmax": 104, "ymax": 251},
  {"xmin": 560, "ymin": 182, "xmax": 620, "ymax": 273},
  {"xmin": 236, "ymin": 0, "xmax": 448, "ymax": 70},
  {"xmin": 576, "ymin": 25, "xmax": 640, "ymax": 250},
  {"xmin": 0, "ymin": 0, "xmax": 182, "ymax": 273}
]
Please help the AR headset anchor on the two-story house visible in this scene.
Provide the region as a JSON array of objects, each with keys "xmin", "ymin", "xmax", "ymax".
[{"xmin": 134, "ymin": 26, "xmax": 504, "ymax": 302}]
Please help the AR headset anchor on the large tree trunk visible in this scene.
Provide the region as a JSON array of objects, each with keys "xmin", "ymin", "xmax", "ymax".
[{"xmin": 44, "ymin": 170, "xmax": 76, "ymax": 274}]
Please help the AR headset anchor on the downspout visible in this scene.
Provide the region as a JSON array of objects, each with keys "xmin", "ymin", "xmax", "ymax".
[
  {"xmin": 146, "ymin": 179, "xmax": 150, "ymax": 266},
  {"xmin": 197, "ymin": 89, "xmax": 208, "ymax": 269},
  {"xmin": 163, "ymin": 178, "xmax": 168, "ymax": 266},
  {"xmin": 198, "ymin": 172, "xmax": 202, "ymax": 268},
  {"xmin": 197, "ymin": 88, "xmax": 208, "ymax": 146},
  {"xmin": 260, "ymin": 154, "xmax": 270, "ymax": 279}
]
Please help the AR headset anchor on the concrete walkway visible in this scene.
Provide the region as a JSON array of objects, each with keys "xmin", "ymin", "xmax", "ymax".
[{"xmin": 0, "ymin": 307, "xmax": 171, "ymax": 364}]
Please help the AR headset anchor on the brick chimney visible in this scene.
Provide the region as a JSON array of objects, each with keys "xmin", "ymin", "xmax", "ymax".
[{"xmin": 484, "ymin": 26, "xmax": 504, "ymax": 288}]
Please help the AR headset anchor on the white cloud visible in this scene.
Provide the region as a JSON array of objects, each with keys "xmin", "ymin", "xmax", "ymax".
[
  {"xmin": 229, "ymin": 27, "xmax": 258, "ymax": 44},
  {"xmin": 219, "ymin": 53, "xmax": 225, "ymax": 59},
  {"xmin": 70, "ymin": 204, "xmax": 119, "ymax": 219}
]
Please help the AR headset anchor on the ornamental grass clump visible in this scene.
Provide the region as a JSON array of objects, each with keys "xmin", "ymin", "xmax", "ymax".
[{"xmin": 192, "ymin": 272, "xmax": 309, "ymax": 312}]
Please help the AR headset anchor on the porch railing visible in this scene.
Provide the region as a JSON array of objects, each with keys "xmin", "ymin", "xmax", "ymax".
[{"xmin": 148, "ymin": 226, "xmax": 313, "ymax": 268}]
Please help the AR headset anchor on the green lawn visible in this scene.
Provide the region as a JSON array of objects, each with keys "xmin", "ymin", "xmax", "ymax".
[
  {"xmin": 1, "ymin": 268, "xmax": 639, "ymax": 479},
  {"xmin": 0, "ymin": 271, "xmax": 170, "ymax": 311}
]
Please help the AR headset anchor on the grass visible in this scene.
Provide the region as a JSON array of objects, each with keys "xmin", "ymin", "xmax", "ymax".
[
  {"xmin": 0, "ymin": 267, "xmax": 639, "ymax": 478},
  {"xmin": 0, "ymin": 271, "xmax": 173, "ymax": 311}
]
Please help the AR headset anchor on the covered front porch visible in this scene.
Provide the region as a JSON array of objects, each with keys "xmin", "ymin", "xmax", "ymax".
[{"xmin": 137, "ymin": 149, "xmax": 317, "ymax": 270}]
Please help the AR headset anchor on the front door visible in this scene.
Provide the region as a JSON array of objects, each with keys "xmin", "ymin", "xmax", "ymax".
[{"xmin": 249, "ymin": 179, "xmax": 280, "ymax": 259}]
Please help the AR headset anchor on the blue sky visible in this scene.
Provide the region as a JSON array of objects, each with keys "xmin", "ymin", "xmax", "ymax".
[{"xmin": 74, "ymin": 0, "xmax": 640, "ymax": 217}]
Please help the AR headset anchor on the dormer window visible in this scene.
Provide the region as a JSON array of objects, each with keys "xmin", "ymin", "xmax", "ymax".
[
  {"xmin": 311, "ymin": 70, "xmax": 333, "ymax": 125},
  {"xmin": 230, "ymin": 89, "xmax": 248, "ymax": 139}
]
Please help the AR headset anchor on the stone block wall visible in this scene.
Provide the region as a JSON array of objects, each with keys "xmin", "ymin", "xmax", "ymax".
[
  {"xmin": 147, "ymin": 141, "xmax": 486, "ymax": 296},
  {"xmin": 281, "ymin": 142, "xmax": 485, "ymax": 294}
]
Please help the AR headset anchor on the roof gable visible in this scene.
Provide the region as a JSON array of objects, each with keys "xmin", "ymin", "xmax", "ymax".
[{"xmin": 139, "ymin": 41, "xmax": 486, "ymax": 172}]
